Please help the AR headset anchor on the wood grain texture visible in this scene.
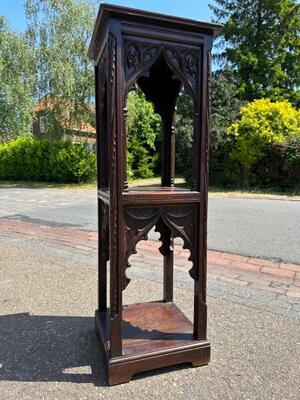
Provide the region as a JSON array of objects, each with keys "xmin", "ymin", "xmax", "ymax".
[
  {"xmin": 95, "ymin": 303, "xmax": 210, "ymax": 385},
  {"xmin": 91, "ymin": 3, "xmax": 221, "ymax": 385}
]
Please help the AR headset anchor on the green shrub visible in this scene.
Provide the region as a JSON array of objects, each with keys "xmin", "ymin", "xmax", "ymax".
[
  {"xmin": 227, "ymin": 99, "xmax": 300, "ymax": 167},
  {"xmin": 252, "ymin": 135, "xmax": 300, "ymax": 189},
  {"xmin": 0, "ymin": 137, "xmax": 96, "ymax": 183},
  {"xmin": 126, "ymin": 90, "xmax": 161, "ymax": 179}
]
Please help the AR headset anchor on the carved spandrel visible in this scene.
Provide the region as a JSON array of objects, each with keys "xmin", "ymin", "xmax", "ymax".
[
  {"xmin": 123, "ymin": 38, "xmax": 200, "ymax": 100},
  {"xmin": 124, "ymin": 208, "xmax": 160, "ymax": 289},
  {"xmin": 161, "ymin": 206, "xmax": 198, "ymax": 280},
  {"xmin": 124, "ymin": 42, "xmax": 140, "ymax": 80},
  {"xmin": 123, "ymin": 205, "xmax": 199, "ymax": 290},
  {"xmin": 183, "ymin": 51, "xmax": 198, "ymax": 89},
  {"xmin": 142, "ymin": 45, "xmax": 161, "ymax": 66}
]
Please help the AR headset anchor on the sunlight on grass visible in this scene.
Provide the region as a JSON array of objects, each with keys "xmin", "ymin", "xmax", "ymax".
[{"xmin": 0, "ymin": 178, "xmax": 299, "ymax": 200}]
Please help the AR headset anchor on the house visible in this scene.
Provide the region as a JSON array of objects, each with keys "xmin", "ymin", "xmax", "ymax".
[{"xmin": 32, "ymin": 96, "xmax": 96, "ymax": 152}]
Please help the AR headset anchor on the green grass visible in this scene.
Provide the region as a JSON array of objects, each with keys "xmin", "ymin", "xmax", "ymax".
[
  {"xmin": 0, "ymin": 180, "xmax": 97, "ymax": 190},
  {"xmin": 1, "ymin": 178, "xmax": 299, "ymax": 199},
  {"xmin": 209, "ymin": 186, "xmax": 300, "ymax": 200}
]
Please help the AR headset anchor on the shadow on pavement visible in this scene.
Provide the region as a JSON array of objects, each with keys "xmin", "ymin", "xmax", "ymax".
[
  {"xmin": 0, "ymin": 313, "xmax": 105, "ymax": 386},
  {"xmin": 0, "ymin": 214, "xmax": 85, "ymax": 229},
  {"xmin": 0, "ymin": 313, "xmax": 200, "ymax": 386}
]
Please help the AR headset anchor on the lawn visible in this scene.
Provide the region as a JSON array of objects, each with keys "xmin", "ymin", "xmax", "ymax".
[{"xmin": 0, "ymin": 178, "xmax": 299, "ymax": 200}]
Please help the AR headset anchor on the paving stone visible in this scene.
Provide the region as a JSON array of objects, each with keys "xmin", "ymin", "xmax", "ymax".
[
  {"xmin": 230, "ymin": 261, "xmax": 261, "ymax": 273},
  {"xmin": 218, "ymin": 276, "xmax": 249, "ymax": 286},
  {"xmin": 261, "ymin": 267, "xmax": 295, "ymax": 279},
  {"xmin": 249, "ymin": 283, "xmax": 286, "ymax": 295},
  {"xmin": 248, "ymin": 258, "xmax": 280, "ymax": 268},
  {"xmin": 279, "ymin": 262, "xmax": 300, "ymax": 273},
  {"xmin": 219, "ymin": 252, "xmax": 248, "ymax": 263}
]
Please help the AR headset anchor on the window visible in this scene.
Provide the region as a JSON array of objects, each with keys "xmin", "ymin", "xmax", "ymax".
[{"xmin": 40, "ymin": 116, "xmax": 47, "ymax": 133}]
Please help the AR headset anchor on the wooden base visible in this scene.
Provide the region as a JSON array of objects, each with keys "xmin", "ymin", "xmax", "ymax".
[{"xmin": 95, "ymin": 301, "xmax": 210, "ymax": 385}]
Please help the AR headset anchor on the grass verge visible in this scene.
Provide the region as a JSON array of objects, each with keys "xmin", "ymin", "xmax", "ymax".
[{"xmin": 1, "ymin": 179, "xmax": 299, "ymax": 200}]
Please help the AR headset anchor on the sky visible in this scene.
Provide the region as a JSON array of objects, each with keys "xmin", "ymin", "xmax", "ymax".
[{"xmin": 0, "ymin": 0, "xmax": 214, "ymax": 32}]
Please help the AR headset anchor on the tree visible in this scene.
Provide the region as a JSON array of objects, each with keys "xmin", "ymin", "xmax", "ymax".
[
  {"xmin": 210, "ymin": 68, "xmax": 244, "ymax": 152},
  {"xmin": 227, "ymin": 98, "xmax": 300, "ymax": 167},
  {"xmin": 175, "ymin": 93, "xmax": 194, "ymax": 180},
  {"xmin": 208, "ymin": 68, "xmax": 245, "ymax": 185},
  {"xmin": 0, "ymin": 17, "xmax": 35, "ymax": 140},
  {"xmin": 24, "ymin": 0, "xmax": 97, "ymax": 136},
  {"xmin": 175, "ymin": 70, "xmax": 243, "ymax": 183},
  {"xmin": 210, "ymin": 0, "xmax": 300, "ymax": 104},
  {"xmin": 126, "ymin": 90, "xmax": 161, "ymax": 179}
]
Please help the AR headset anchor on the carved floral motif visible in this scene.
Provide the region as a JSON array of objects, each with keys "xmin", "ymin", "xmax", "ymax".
[
  {"xmin": 124, "ymin": 42, "xmax": 140, "ymax": 80},
  {"xmin": 123, "ymin": 39, "xmax": 200, "ymax": 97},
  {"xmin": 185, "ymin": 53, "xmax": 197, "ymax": 76}
]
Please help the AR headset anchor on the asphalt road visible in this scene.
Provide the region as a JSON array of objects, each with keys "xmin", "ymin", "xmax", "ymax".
[{"xmin": 0, "ymin": 187, "xmax": 299, "ymax": 264}]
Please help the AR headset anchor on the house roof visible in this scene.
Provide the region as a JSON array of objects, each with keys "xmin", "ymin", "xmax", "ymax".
[{"xmin": 35, "ymin": 96, "xmax": 96, "ymax": 134}]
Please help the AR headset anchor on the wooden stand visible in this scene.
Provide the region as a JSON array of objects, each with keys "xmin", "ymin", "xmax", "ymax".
[{"xmin": 88, "ymin": 4, "xmax": 222, "ymax": 385}]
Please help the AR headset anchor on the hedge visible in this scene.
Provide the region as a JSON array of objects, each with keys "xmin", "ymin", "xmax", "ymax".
[
  {"xmin": 0, "ymin": 137, "xmax": 96, "ymax": 183},
  {"xmin": 209, "ymin": 135, "xmax": 300, "ymax": 190}
]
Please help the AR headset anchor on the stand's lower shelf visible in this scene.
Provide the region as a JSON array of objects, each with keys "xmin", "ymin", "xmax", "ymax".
[{"xmin": 95, "ymin": 301, "xmax": 210, "ymax": 385}]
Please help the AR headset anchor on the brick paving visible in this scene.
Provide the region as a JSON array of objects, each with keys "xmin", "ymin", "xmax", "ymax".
[{"xmin": 1, "ymin": 218, "xmax": 299, "ymax": 300}]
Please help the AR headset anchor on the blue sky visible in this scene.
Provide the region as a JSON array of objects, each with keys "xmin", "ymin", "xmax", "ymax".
[{"xmin": 0, "ymin": 0, "xmax": 214, "ymax": 32}]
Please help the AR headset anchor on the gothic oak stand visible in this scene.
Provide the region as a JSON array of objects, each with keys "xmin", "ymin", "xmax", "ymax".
[{"xmin": 88, "ymin": 4, "xmax": 222, "ymax": 385}]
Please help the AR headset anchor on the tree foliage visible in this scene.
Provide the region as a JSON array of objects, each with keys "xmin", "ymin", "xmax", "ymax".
[
  {"xmin": 175, "ymin": 93, "xmax": 194, "ymax": 178},
  {"xmin": 126, "ymin": 90, "xmax": 161, "ymax": 179},
  {"xmin": 227, "ymin": 98, "xmax": 300, "ymax": 167},
  {"xmin": 24, "ymin": 0, "xmax": 96, "ymax": 135},
  {"xmin": 0, "ymin": 17, "xmax": 35, "ymax": 140},
  {"xmin": 175, "ymin": 71, "xmax": 243, "ymax": 182},
  {"xmin": 210, "ymin": 0, "xmax": 300, "ymax": 105},
  {"xmin": 210, "ymin": 68, "xmax": 244, "ymax": 151}
]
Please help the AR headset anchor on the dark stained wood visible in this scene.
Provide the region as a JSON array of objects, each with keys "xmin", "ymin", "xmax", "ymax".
[
  {"xmin": 156, "ymin": 220, "xmax": 174, "ymax": 302},
  {"xmin": 103, "ymin": 302, "xmax": 197, "ymax": 354},
  {"xmin": 95, "ymin": 302, "xmax": 210, "ymax": 385},
  {"xmin": 89, "ymin": 3, "xmax": 222, "ymax": 385}
]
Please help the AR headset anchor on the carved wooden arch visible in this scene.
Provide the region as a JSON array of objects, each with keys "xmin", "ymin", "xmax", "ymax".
[
  {"xmin": 123, "ymin": 205, "xmax": 198, "ymax": 290},
  {"xmin": 123, "ymin": 41, "xmax": 199, "ymax": 105}
]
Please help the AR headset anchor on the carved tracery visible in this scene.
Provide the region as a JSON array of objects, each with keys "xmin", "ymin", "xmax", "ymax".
[
  {"xmin": 123, "ymin": 205, "xmax": 198, "ymax": 290},
  {"xmin": 123, "ymin": 39, "xmax": 200, "ymax": 102}
]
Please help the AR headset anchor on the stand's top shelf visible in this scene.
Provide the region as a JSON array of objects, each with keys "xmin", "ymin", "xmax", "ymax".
[
  {"xmin": 98, "ymin": 185, "xmax": 201, "ymax": 205},
  {"xmin": 128, "ymin": 185, "xmax": 187, "ymax": 192},
  {"xmin": 88, "ymin": 3, "xmax": 223, "ymax": 60}
]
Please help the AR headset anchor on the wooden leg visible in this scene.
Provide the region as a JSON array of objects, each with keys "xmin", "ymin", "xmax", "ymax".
[
  {"xmin": 98, "ymin": 200, "xmax": 108, "ymax": 312},
  {"xmin": 193, "ymin": 277, "xmax": 207, "ymax": 340},
  {"xmin": 163, "ymin": 242, "xmax": 174, "ymax": 302},
  {"xmin": 191, "ymin": 359, "xmax": 209, "ymax": 368},
  {"xmin": 98, "ymin": 256, "xmax": 107, "ymax": 312},
  {"xmin": 108, "ymin": 366, "xmax": 133, "ymax": 385},
  {"xmin": 156, "ymin": 221, "xmax": 174, "ymax": 302}
]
